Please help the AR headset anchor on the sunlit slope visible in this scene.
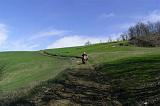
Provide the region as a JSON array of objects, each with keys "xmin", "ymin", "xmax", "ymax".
[
  {"xmin": 45, "ymin": 42, "xmax": 160, "ymax": 64},
  {"xmin": 0, "ymin": 51, "xmax": 70, "ymax": 92},
  {"xmin": 1, "ymin": 41, "xmax": 160, "ymax": 94},
  {"xmin": 43, "ymin": 42, "xmax": 160, "ymax": 104}
]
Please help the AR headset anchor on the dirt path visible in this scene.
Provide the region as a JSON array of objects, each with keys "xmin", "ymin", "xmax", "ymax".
[
  {"xmin": 28, "ymin": 69, "xmax": 122, "ymax": 106},
  {"xmin": 2, "ymin": 51, "xmax": 160, "ymax": 106},
  {"xmin": 5, "ymin": 67, "xmax": 160, "ymax": 106},
  {"xmin": 39, "ymin": 51, "xmax": 82, "ymax": 59},
  {"xmin": 37, "ymin": 52, "xmax": 122, "ymax": 106}
]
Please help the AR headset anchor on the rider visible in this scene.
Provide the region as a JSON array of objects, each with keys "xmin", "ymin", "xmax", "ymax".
[{"xmin": 82, "ymin": 52, "xmax": 88, "ymax": 64}]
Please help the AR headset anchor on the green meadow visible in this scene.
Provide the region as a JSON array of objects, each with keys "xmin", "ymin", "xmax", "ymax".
[
  {"xmin": 0, "ymin": 41, "xmax": 160, "ymax": 105},
  {"xmin": 1, "ymin": 42, "xmax": 160, "ymax": 92}
]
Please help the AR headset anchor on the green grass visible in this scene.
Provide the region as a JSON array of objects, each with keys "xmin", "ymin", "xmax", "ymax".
[
  {"xmin": 98, "ymin": 54, "xmax": 160, "ymax": 104},
  {"xmin": 0, "ymin": 41, "xmax": 160, "ymax": 99},
  {"xmin": 0, "ymin": 51, "xmax": 70, "ymax": 93},
  {"xmin": 101, "ymin": 54, "xmax": 160, "ymax": 84},
  {"xmin": 45, "ymin": 41, "xmax": 160, "ymax": 64}
]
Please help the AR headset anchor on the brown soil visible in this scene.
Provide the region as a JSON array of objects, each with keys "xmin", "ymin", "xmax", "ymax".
[
  {"xmin": 2, "ymin": 68, "xmax": 160, "ymax": 106},
  {"xmin": 1, "ymin": 52, "xmax": 160, "ymax": 106},
  {"xmin": 32, "ymin": 70, "xmax": 122, "ymax": 106}
]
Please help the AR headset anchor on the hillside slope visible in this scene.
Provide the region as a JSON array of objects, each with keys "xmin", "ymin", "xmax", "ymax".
[
  {"xmin": 0, "ymin": 51, "xmax": 71, "ymax": 93},
  {"xmin": 0, "ymin": 42, "xmax": 160, "ymax": 105}
]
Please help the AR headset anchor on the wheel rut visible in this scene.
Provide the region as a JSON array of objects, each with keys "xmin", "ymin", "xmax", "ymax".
[{"xmin": 30, "ymin": 69, "xmax": 122, "ymax": 106}]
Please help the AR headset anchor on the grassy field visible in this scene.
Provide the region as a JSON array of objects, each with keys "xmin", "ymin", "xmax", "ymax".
[
  {"xmin": 0, "ymin": 41, "xmax": 160, "ymax": 105},
  {"xmin": 1, "ymin": 41, "xmax": 160, "ymax": 91},
  {"xmin": 0, "ymin": 51, "xmax": 71, "ymax": 93},
  {"xmin": 45, "ymin": 41, "xmax": 160, "ymax": 64}
]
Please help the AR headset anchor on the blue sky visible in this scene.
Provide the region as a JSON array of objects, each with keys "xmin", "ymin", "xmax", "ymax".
[{"xmin": 0, "ymin": 0, "xmax": 160, "ymax": 51}]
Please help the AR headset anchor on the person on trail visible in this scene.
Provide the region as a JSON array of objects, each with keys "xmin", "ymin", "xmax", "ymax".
[{"xmin": 82, "ymin": 52, "xmax": 88, "ymax": 64}]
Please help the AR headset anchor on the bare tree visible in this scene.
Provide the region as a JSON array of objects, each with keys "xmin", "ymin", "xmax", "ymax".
[
  {"xmin": 127, "ymin": 21, "xmax": 160, "ymax": 47},
  {"xmin": 85, "ymin": 41, "xmax": 91, "ymax": 46},
  {"xmin": 120, "ymin": 33, "xmax": 128, "ymax": 41},
  {"xmin": 108, "ymin": 36, "xmax": 112, "ymax": 42}
]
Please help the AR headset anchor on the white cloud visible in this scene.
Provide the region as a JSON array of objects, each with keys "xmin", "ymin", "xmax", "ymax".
[
  {"xmin": 30, "ymin": 29, "xmax": 69, "ymax": 40},
  {"xmin": 47, "ymin": 35, "xmax": 104, "ymax": 49},
  {"xmin": 47, "ymin": 34, "xmax": 120, "ymax": 49},
  {"xmin": 1, "ymin": 40, "xmax": 39, "ymax": 51},
  {"xmin": 108, "ymin": 33, "xmax": 122, "ymax": 40},
  {"xmin": 9, "ymin": 41, "xmax": 39, "ymax": 51},
  {"xmin": 120, "ymin": 22, "xmax": 136, "ymax": 29},
  {"xmin": 99, "ymin": 13, "xmax": 115, "ymax": 19},
  {"xmin": 142, "ymin": 10, "xmax": 160, "ymax": 23},
  {"xmin": 118, "ymin": 10, "xmax": 160, "ymax": 30},
  {"xmin": 0, "ymin": 23, "xmax": 121, "ymax": 51},
  {"xmin": 0, "ymin": 25, "xmax": 40, "ymax": 51},
  {"xmin": 0, "ymin": 23, "xmax": 8, "ymax": 46},
  {"xmin": 1, "ymin": 28, "xmax": 71, "ymax": 51}
]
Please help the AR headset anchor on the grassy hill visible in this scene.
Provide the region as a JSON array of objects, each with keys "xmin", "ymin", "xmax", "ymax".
[
  {"xmin": 0, "ymin": 51, "xmax": 71, "ymax": 92},
  {"xmin": 0, "ymin": 41, "xmax": 160, "ymax": 105}
]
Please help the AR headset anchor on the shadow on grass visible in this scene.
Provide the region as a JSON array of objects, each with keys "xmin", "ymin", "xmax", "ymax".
[
  {"xmin": 1, "ymin": 54, "xmax": 160, "ymax": 105},
  {"xmin": 0, "ymin": 65, "xmax": 6, "ymax": 81},
  {"xmin": 99, "ymin": 54, "xmax": 160, "ymax": 105}
]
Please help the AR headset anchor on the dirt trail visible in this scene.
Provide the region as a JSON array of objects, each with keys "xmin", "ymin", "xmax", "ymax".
[
  {"xmin": 2, "ymin": 51, "xmax": 160, "ymax": 106},
  {"xmin": 28, "ymin": 69, "xmax": 122, "ymax": 106},
  {"xmin": 0, "ymin": 65, "xmax": 6, "ymax": 81},
  {"xmin": 6, "ymin": 50, "xmax": 122, "ymax": 106},
  {"xmin": 4, "ymin": 67, "xmax": 160, "ymax": 106},
  {"xmin": 40, "ymin": 51, "xmax": 82, "ymax": 59}
]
